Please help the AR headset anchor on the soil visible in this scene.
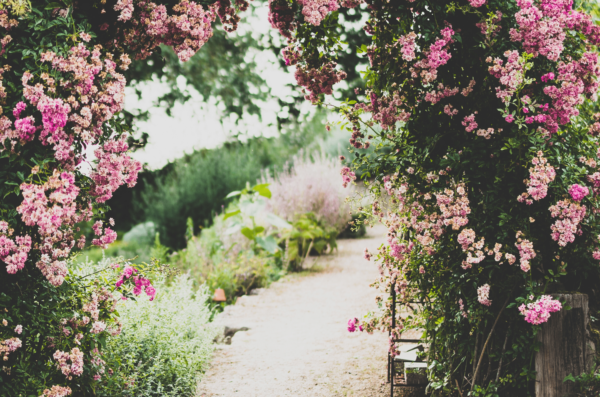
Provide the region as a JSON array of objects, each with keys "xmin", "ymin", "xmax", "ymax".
[{"xmin": 197, "ymin": 224, "xmax": 424, "ymax": 397}]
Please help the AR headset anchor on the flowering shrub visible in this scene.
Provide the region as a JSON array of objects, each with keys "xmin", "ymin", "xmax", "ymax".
[
  {"xmin": 91, "ymin": 265, "xmax": 218, "ymax": 396},
  {"xmin": 262, "ymin": 0, "xmax": 600, "ymax": 393},
  {"xmin": 263, "ymin": 152, "xmax": 352, "ymax": 232},
  {"xmin": 0, "ymin": 0, "xmax": 242, "ymax": 394}
]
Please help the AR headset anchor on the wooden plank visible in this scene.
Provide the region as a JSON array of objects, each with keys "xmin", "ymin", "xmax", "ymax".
[{"xmin": 535, "ymin": 294, "xmax": 592, "ymax": 397}]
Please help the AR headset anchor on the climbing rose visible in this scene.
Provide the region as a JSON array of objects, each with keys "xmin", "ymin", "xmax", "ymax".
[
  {"xmin": 519, "ymin": 295, "xmax": 562, "ymax": 325},
  {"xmin": 568, "ymin": 184, "xmax": 589, "ymax": 201},
  {"xmin": 477, "ymin": 284, "xmax": 492, "ymax": 306}
]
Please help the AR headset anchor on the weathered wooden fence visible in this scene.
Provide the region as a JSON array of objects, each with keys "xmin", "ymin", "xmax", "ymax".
[{"xmin": 535, "ymin": 294, "xmax": 596, "ymax": 397}]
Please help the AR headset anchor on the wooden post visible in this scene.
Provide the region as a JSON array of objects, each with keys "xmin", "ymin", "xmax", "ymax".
[{"xmin": 535, "ymin": 294, "xmax": 595, "ymax": 397}]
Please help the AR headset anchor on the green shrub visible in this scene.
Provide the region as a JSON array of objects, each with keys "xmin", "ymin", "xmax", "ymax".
[{"xmin": 97, "ymin": 270, "xmax": 218, "ymax": 397}]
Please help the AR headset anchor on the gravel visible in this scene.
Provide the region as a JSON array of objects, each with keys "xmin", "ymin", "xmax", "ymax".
[{"xmin": 197, "ymin": 224, "xmax": 423, "ymax": 397}]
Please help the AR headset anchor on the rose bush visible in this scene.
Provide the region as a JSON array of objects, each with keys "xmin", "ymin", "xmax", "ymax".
[
  {"xmin": 0, "ymin": 0, "xmax": 245, "ymax": 394},
  {"xmin": 262, "ymin": 0, "xmax": 600, "ymax": 394}
]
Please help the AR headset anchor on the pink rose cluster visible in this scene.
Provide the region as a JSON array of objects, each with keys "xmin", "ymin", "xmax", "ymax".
[
  {"xmin": 517, "ymin": 152, "xmax": 556, "ymax": 204},
  {"xmin": 549, "ymin": 199, "xmax": 586, "ymax": 246},
  {"xmin": 514, "ymin": 232, "xmax": 536, "ymax": 272},
  {"xmin": 90, "ymin": 138, "xmax": 142, "ymax": 204},
  {"xmin": 488, "ymin": 0, "xmax": 600, "ymax": 134},
  {"xmin": 115, "ymin": 266, "xmax": 156, "ymax": 301},
  {"xmin": 398, "ymin": 32, "xmax": 417, "ymax": 62},
  {"xmin": 469, "ymin": 0, "xmax": 486, "ymax": 7},
  {"xmin": 0, "ymin": 336, "xmax": 22, "ymax": 361},
  {"xmin": 40, "ymin": 385, "xmax": 72, "ymax": 397},
  {"xmin": 297, "ymin": 0, "xmax": 339, "ymax": 26},
  {"xmin": 412, "ymin": 26, "xmax": 455, "ymax": 84},
  {"xmin": 435, "ymin": 185, "xmax": 471, "ymax": 230},
  {"xmin": 519, "ymin": 295, "xmax": 562, "ymax": 325},
  {"xmin": 511, "ymin": 0, "xmax": 600, "ymax": 63},
  {"xmin": 0, "ymin": 43, "xmax": 143, "ymax": 285},
  {"xmin": 53, "ymin": 347, "xmax": 84, "ymax": 377},
  {"xmin": 488, "ymin": 50, "xmax": 525, "ymax": 103},
  {"xmin": 115, "ymin": 0, "xmax": 218, "ymax": 62},
  {"xmin": 461, "ymin": 113, "xmax": 478, "ymax": 132},
  {"xmin": 294, "ymin": 62, "xmax": 347, "ymax": 103},
  {"xmin": 477, "ymin": 284, "xmax": 492, "ymax": 306},
  {"xmin": 268, "ymin": 0, "xmax": 297, "ymax": 39},
  {"xmin": 340, "ymin": 166, "xmax": 356, "ymax": 188},
  {"xmin": 359, "ymin": 92, "xmax": 411, "ymax": 132},
  {"xmin": 424, "ymin": 83, "xmax": 459, "ymax": 105},
  {"xmin": 347, "ymin": 317, "xmax": 363, "ymax": 332},
  {"xmin": 568, "ymin": 183, "xmax": 589, "ymax": 202}
]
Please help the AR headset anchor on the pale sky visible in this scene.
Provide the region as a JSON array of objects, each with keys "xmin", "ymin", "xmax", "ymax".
[{"xmin": 125, "ymin": 5, "xmax": 308, "ymax": 170}]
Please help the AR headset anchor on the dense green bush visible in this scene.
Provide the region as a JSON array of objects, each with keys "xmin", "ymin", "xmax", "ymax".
[{"xmin": 95, "ymin": 268, "xmax": 218, "ymax": 397}]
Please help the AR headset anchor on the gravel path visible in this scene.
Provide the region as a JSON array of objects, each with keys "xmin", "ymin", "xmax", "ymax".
[{"xmin": 197, "ymin": 224, "xmax": 420, "ymax": 397}]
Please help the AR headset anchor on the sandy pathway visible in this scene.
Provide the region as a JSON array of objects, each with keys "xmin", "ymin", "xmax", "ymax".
[{"xmin": 197, "ymin": 225, "xmax": 421, "ymax": 397}]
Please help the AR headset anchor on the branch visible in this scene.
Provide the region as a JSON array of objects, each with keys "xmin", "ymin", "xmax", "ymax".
[
  {"xmin": 496, "ymin": 323, "xmax": 512, "ymax": 382},
  {"xmin": 471, "ymin": 295, "xmax": 511, "ymax": 391},
  {"xmin": 455, "ymin": 379, "xmax": 465, "ymax": 397}
]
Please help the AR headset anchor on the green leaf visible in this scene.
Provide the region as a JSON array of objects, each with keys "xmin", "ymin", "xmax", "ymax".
[
  {"xmin": 44, "ymin": 2, "xmax": 62, "ymax": 9},
  {"xmin": 264, "ymin": 213, "xmax": 291, "ymax": 229},
  {"xmin": 241, "ymin": 227, "xmax": 256, "ymax": 240},
  {"xmin": 256, "ymin": 236, "xmax": 279, "ymax": 254},
  {"xmin": 223, "ymin": 209, "xmax": 240, "ymax": 220},
  {"xmin": 238, "ymin": 198, "xmax": 265, "ymax": 217},
  {"xmin": 254, "ymin": 185, "xmax": 272, "ymax": 199},
  {"xmin": 225, "ymin": 190, "xmax": 242, "ymax": 199}
]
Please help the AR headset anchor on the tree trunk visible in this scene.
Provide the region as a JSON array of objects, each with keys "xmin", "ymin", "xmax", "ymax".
[{"xmin": 535, "ymin": 294, "xmax": 595, "ymax": 397}]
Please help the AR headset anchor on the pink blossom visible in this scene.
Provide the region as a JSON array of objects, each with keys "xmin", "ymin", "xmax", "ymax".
[
  {"xmin": 469, "ymin": 0, "xmax": 486, "ymax": 7},
  {"xmin": 90, "ymin": 321, "xmax": 107, "ymax": 334},
  {"xmin": 340, "ymin": 166, "xmax": 356, "ymax": 188},
  {"xmin": 515, "ymin": 237, "xmax": 535, "ymax": 272},
  {"xmin": 462, "ymin": 113, "xmax": 478, "ymax": 132},
  {"xmin": 347, "ymin": 317, "xmax": 362, "ymax": 332},
  {"xmin": 398, "ymin": 32, "xmax": 417, "ymax": 62},
  {"xmin": 541, "ymin": 72, "xmax": 555, "ymax": 82},
  {"xmin": 40, "ymin": 385, "xmax": 72, "ymax": 397},
  {"xmin": 53, "ymin": 347, "xmax": 84, "ymax": 377},
  {"xmin": 517, "ymin": 152, "xmax": 555, "ymax": 203},
  {"xmin": 568, "ymin": 184, "xmax": 589, "ymax": 201},
  {"xmin": 297, "ymin": 0, "xmax": 339, "ymax": 26},
  {"xmin": 14, "ymin": 325, "xmax": 22, "ymax": 334},
  {"xmin": 477, "ymin": 284, "xmax": 492, "ymax": 306},
  {"xmin": 549, "ymin": 199, "xmax": 586, "ymax": 246},
  {"xmin": 519, "ymin": 295, "xmax": 561, "ymax": 325}
]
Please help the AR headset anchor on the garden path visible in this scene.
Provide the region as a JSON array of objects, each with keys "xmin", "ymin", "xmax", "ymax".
[{"xmin": 197, "ymin": 224, "xmax": 418, "ymax": 397}]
